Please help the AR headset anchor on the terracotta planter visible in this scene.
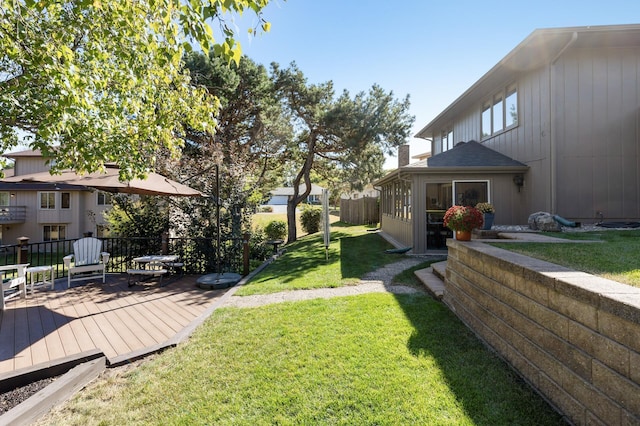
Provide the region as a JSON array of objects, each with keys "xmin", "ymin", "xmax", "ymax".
[{"xmin": 455, "ymin": 230, "xmax": 472, "ymax": 241}]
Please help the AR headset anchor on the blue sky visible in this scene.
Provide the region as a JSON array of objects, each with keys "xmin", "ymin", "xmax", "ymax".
[{"xmin": 234, "ymin": 0, "xmax": 640, "ymax": 168}]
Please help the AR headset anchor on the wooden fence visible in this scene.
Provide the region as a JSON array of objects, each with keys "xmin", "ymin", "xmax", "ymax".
[{"xmin": 340, "ymin": 197, "xmax": 379, "ymax": 225}]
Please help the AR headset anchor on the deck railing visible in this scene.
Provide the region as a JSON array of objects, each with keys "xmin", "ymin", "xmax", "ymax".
[{"xmin": 0, "ymin": 235, "xmax": 248, "ymax": 280}]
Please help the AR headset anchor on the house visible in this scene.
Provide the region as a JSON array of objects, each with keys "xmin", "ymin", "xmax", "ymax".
[
  {"xmin": 339, "ymin": 183, "xmax": 379, "ymax": 200},
  {"xmin": 266, "ymin": 184, "xmax": 325, "ymax": 206},
  {"xmin": 376, "ymin": 24, "xmax": 640, "ymax": 254},
  {"xmin": 0, "ymin": 150, "xmax": 113, "ymax": 244}
]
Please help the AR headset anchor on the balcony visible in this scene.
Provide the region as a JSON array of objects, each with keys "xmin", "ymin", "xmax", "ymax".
[{"xmin": 0, "ymin": 206, "xmax": 26, "ymax": 223}]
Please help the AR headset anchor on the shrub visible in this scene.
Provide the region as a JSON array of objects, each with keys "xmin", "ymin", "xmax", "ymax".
[
  {"xmin": 301, "ymin": 205, "xmax": 322, "ymax": 234},
  {"xmin": 249, "ymin": 227, "xmax": 271, "ymax": 260},
  {"xmin": 264, "ymin": 220, "xmax": 287, "ymax": 241}
]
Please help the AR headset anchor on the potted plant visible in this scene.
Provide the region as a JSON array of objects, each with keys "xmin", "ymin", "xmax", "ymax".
[
  {"xmin": 443, "ymin": 205, "xmax": 484, "ymax": 241},
  {"xmin": 475, "ymin": 202, "xmax": 495, "ymax": 230}
]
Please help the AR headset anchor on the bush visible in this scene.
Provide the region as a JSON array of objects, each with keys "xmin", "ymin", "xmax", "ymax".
[
  {"xmin": 264, "ymin": 220, "xmax": 287, "ymax": 241},
  {"xmin": 249, "ymin": 228, "xmax": 271, "ymax": 261},
  {"xmin": 259, "ymin": 206, "xmax": 273, "ymax": 213},
  {"xmin": 301, "ymin": 206, "xmax": 322, "ymax": 234}
]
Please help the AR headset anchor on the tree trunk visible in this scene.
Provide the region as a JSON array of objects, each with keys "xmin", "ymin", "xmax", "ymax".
[
  {"xmin": 286, "ymin": 196, "xmax": 298, "ymax": 243},
  {"xmin": 286, "ymin": 133, "xmax": 316, "ymax": 244}
]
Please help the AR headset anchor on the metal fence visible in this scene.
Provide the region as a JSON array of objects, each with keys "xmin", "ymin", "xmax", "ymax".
[{"xmin": 0, "ymin": 235, "xmax": 248, "ymax": 280}]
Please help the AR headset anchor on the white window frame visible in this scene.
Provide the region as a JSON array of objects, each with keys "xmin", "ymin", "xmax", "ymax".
[
  {"xmin": 451, "ymin": 180, "xmax": 491, "ymax": 207},
  {"xmin": 43, "ymin": 224, "xmax": 66, "ymax": 241},
  {"xmin": 39, "ymin": 192, "xmax": 56, "ymax": 209},
  {"xmin": 61, "ymin": 192, "xmax": 71, "ymax": 209},
  {"xmin": 481, "ymin": 84, "xmax": 518, "ymax": 139},
  {"xmin": 97, "ymin": 191, "xmax": 113, "ymax": 206}
]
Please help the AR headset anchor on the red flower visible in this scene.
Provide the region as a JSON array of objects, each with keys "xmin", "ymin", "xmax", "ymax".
[{"xmin": 443, "ymin": 205, "xmax": 484, "ymax": 232}]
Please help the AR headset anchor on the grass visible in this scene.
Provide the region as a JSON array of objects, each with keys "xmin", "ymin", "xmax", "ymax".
[
  {"xmin": 236, "ymin": 222, "xmax": 396, "ymax": 295},
  {"xmin": 42, "ymin": 294, "xmax": 564, "ymax": 425},
  {"xmin": 490, "ymin": 229, "xmax": 640, "ymax": 287},
  {"xmin": 38, "ymin": 223, "xmax": 565, "ymax": 425}
]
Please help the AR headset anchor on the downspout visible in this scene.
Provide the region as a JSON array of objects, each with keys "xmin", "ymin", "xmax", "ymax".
[{"xmin": 548, "ymin": 31, "xmax": 578, "ymax": 214}]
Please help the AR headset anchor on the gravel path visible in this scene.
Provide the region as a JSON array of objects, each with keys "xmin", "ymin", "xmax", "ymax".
[{"xmin": 219, "ymin": 257, "xmax": 428, "ymax": 309}]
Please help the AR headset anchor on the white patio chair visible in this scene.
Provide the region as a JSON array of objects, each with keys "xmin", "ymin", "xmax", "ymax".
[
  {"xmin": 63, "ymin": 237, "xmax": 110, "ymax": 288},
  {"xmin": 1, "ymin": 263, "xmax": 29, "ymax": 310}
]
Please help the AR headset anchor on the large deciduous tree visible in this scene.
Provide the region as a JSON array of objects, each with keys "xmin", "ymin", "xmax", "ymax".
[
  {"xmin": 0, "ymin": 0, "xmax": 271, "ymax": 180},
  {"xmin": 272, "ymin": 62, "xmax": 415, "ymax": 243}
]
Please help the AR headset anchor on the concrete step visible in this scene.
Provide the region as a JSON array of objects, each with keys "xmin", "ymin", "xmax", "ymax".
[
  {"xmin": 414, "ymin": 265, "xmax": 445, "ymax": 300},
  {"xmin": 432, "ymin": 260, "xmax": 447, "ymax": 281}
]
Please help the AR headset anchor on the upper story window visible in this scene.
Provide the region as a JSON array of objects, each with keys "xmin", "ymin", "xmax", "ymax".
[
  {"xmin": 481, "ymin": 84, "xmax": 518, "ymax": 139},
  {"xmin": 39, "ymin": 192, "xmax": 56, "ymax": 209},
  {"xmin": 441, "ymin": 128, "xmax": 454, "ymax": 152},
  {"xmin": 61, "ymin": 192, "xmax": 70, "ymax": 209},
  {"xmin": 0, "ymin": 192, "xmax": 9, "ymax": 206},
  {"xmin": 97, "ymin": 191, "xmax": 113, "ymax": 206}
]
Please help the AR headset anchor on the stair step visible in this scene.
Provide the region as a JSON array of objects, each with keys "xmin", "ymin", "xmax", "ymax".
[{"xmin": 414, "ymin": 265, "xmax": 445, "ymax": 299}]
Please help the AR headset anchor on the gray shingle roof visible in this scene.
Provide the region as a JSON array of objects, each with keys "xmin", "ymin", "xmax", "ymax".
[{"xmin": 425, "ymin": 140, "xmax": 527, "ymax": 167}]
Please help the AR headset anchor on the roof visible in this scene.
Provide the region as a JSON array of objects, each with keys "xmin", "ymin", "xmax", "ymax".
[
  {"xmin": 270, "ymin": 184, "xmax": 325, "ymax": 196},
  {"xmin": 2, "ymin": 149, "xmax": 46, "ymax": 158},
  {"xmin": 422, "ymin": 140, "xmax": 527, "ymax": 168},
  {"xmin": 373, "ymin": 140, "xmax": 528, "ymax": 186},
  {"xmin": 415, "ymin": 24, "xmax": 640, "ymax": 139}
]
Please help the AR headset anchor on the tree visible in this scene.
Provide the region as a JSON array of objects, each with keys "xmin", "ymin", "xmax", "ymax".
[
  {"xmin": 272, "ymin": 62, "xmax": 415, "ymax": 243},
  {"xmin": 159, "ymin": 53, "xmax": 289, "ymax": 243},
  {"xmin": 0, "ymin": 0, "xmax": 272, "ymax": 180}
]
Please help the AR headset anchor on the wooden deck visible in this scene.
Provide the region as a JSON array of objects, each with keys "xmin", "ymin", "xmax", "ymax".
[{"xmin": 0, "ymin": 273, "xmax": 228, "ymax": 374}]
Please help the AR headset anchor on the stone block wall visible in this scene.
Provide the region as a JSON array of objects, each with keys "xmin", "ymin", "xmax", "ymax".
[{"xmin": 444, "ymin": 240, "xmax": 640, "ymax": 425}]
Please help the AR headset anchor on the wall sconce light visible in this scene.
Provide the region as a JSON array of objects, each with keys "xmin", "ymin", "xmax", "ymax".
[
  {"xmin": 513, "ymin": 175, "xmax": 524, "ymax": 192},
  {"xmin": 10, "ymin": 193, "xmax": 15, "ymax": 198}
]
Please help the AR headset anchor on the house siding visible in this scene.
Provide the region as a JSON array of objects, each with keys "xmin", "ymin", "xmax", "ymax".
[{"xmin": 554, "ymin": 47, "xmax": 640, "ymax": 221}]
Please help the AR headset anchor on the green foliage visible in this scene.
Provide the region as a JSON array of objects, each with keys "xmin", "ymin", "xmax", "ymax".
[
  {"xmin": 264, "ymin": 220, "xmax": 287, "ymax": 240},
  {"xmin": 0, "ymin": 0, "xmax": 272, "ymax": 179},
  {"xmin": 271, "ymin": 62, "xmax": 414, "ymax": 242},
  {"xmin": 105, "ymin": 196, "xmax": 169, "ymax": 238},
  {"xmin": 300, "ymin": 205, "xmax": 322, "ymax": 234}
]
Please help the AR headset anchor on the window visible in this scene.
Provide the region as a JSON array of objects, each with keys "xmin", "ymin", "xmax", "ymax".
[
  {"xmin": 96, "ymin": 224, "xmax": 110, "ymax": 238},
  {"xmin": 61, "ymin": 192, "xmax": 70, "ymax": 209},
  {"xmin": 453, "ymin": 180, "xmax": 490, "ymax": 207},
  {"xmin": 505, "ymin": 86, "xmax": 518, "ymax": 128},
  {"xmin": 481, "ymin": 85, "xmax": 518, "ymax": 139},
  {"xmin": 481, "ymin": 103, "xmax": 492, "ymax": 138},
  {"xmin": 43, "ymin": 225, "xmax": 66, "ymax": 241},
  {"xmin": 492, "ymin": 94, "xmax": 503, "ymax": 133},
  {"xmin": 40, "ymin": 192, "xmax": 56, "ymax": 209},
  {"xmin": 97, "ymin": 191, "xmax": 112, "ymax": 205},
  {"xmin": 440, "ymin": 128, "xmax": 454, "ymax": 152},
  {"xmin": 0, "ymin": 192, "xmax": 9, "ymax": 206}
]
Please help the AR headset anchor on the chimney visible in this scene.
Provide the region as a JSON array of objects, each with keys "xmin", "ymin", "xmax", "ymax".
[{"xmin": 398, "ymin": 145, "xmax": 410, "ymax": 168}]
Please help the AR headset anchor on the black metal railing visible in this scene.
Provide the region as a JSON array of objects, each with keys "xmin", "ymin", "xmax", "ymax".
[{"xmin": 0, "ymin": 235, "xmax": 249, "ymax": 280}]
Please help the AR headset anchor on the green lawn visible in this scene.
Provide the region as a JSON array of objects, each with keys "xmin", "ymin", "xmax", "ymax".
[
  {"xmin": 237, "ymin": 222, "xmax": 396, "ymax": 295},
  {"xmin": 39, "ymin": 223, "xmax": 565, "ymax": 425},
  {"xmin": 491, "ymin": 229, "xmax": 640, "ymax": 287},
  {"xmin": 43, "ymin": 294, "xmax": 563, "ymax": 425}
]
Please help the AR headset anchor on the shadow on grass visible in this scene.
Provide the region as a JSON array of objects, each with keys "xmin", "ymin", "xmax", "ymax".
[{"xmin": 395, "ymin": 294, "xmax": 566, "ymax": 424}]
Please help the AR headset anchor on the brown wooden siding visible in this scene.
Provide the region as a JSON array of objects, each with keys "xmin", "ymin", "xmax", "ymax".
[
  {"xmin": 379, "ymin": 215, "xmax": 412, "ymax": 247},
  {"xmin": 554, "ymin": 47, "xmax": 640, "ymax": 221}
]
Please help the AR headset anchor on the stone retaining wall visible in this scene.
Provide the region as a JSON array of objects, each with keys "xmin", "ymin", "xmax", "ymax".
[{"xmin": 444, "ymin": 239, "xmax": 640, "ymax": 425}]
